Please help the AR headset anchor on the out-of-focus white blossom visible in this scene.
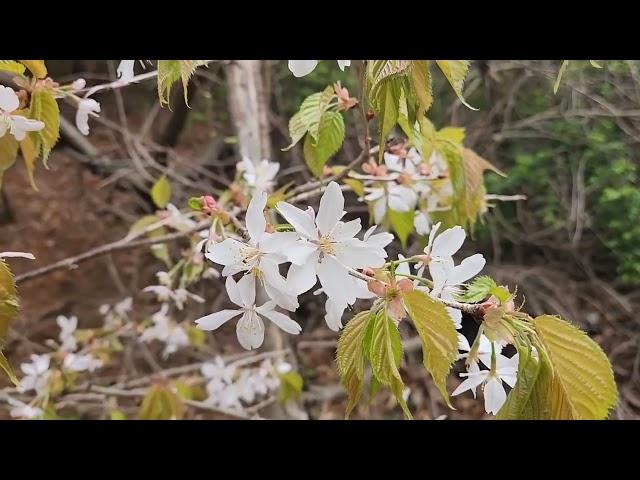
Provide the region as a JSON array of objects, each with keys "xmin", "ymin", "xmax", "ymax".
[
  {"xmin": 288, "ymin": 60, "xmax": 351, "ymax": 77},
  {"xmin": 75, "ymin": 98, "xmax": 100, "ymax": 136},
  {"xmin": 140, "ymin": 304, "xmax": 190, "ymax": 358},
  {"xmin": 18, "ymin": 354, "xmax": 51, "ymax": 395},
  {"xmin": 0, "ymin": 86, "xmax": 45, "ymax": 140}
]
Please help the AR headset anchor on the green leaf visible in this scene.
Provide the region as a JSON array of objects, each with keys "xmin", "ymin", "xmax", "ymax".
[
  {"xmin": 20, "ymin": 136, "xmax": 38, "ymax": 190},
  {"xmin": 0, "ymin": 260, "xmax": 19, "ymax": 385},
  {"xmin": 460, "ymin": 275, "xmax": 497, "ymax": 303},
  {"xmin": 375, "ymin": 78, "xmax": 401, "ymax": 159},
  {"xmin": 29, "ymin": 86, "xmax": 60, "ymax": 163},
  {"xmin": 283, "ymin": 87, "xmax": 335, "ymax": 151},
  {"xmin": 496, "ymin": 343, "xmax": 542, "ymax": 419},
  {"xmin": 589, "ymin": 60, "xmax": 603, "ymax": 69},
  {"xmin": 368, "ymin": 60, "xmax": 411, "ymax": 94},
  {"xmin": 343, "ymin": 178, "xmax": 365, "ymax": 198},
  {"xmin": 554, "ymin": 60, "xmax": 569, "ymax": 94},
  {"xmin": 402, "ymin": 289, "xmax": 459, "ymax": 408},
  {"xmin": 0, "ymin": 60, "xmax": 26, "ymax": 75},
  {"xmin": 0, "ymin": 351, "xmax": 19, "ymax": 386},
  {"xmin": 151, "ymin": 175, "xmax": 172, "ymax": 209},
  {"xmin": 303, "ymin": 111, "xmax": 345, "ymax": 177},
  {"xmin": 409, "ymin": 60, "xmax": 433, "ymax": 115},
  {"xmin": 138, "ymin": 385, "xmax": 185, "ymax": 420},
  {"xmin": 188, "ymin": 197, "xmax": 203, "ymax": 211},
  {"xmin": 278, "ymin": 371, "xmax": 304, "ymax": 405},
  {"xmin": 532, "ymin": 315, "xmax": 618, "ymax": 419},
  {"xmin": 157, "ymin": 60, "xmax": 205, "ymax": 108},
  {"xmin": 336, "ymin": 310, "xmax": 372, "ymax": 418},
  {"xmin": 368, "ymin": 309, "xmax": 411, "ymax": 418},
  {"xmin": 0, "ymin": 135, "xmax": 19, "ymax": 189},
  {"xmin": 388, "ymin": 208, "xmax": 414, "ymax": 248},
  {"xmin": 19, "ymin": 60, "xmax": 47, "ymax": 79},
  {"xmin": 436, "ymin": 60, "xmax": 476, "ymax": 110}
]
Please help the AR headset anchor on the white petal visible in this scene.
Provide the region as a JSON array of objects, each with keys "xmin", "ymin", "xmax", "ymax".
[
  {"xmin": 236, "ymin": 273, "xmax": 256, "ymax": 306},
  {"xmin": 264, "ymin": 281, "xmax": 299, "ymax": 312},
  {"xmin": 286, "ymin": 252, "xmax": 319, "ymax": 294},
  {"xmin": 0, "ymin": 86, "xmax": 19, "ymax": 113},
  {"xmin": 260, "ymin": 257, "xmax": 287, "ymax": 292},
  {"xmin": 277, "ymin": 238, "xmax": 316, "ymax": 265},
  {"xmin": 429, "ymin": 262, "xmax": 449, "ymax": 296},
  {"xmin": 206, "ymin": 238, "xmax": 244, "ymax": 267},
  {"xmin": 195, "ymin": 309, "xmax": 241, "ymax": 330},
  {"xmin": 331, "ymin": 219, "xmax": 362, "ymax": 241},
  {"xmin": 449, "ymin": 254, "xmax": 486, "ymax": 285},
  {"xmin": 288, "ymin": 60, "xmax": 318, "ymax": 77},
  {"xmin": 316, "ymin": 181, "xmax": 345, "ymax": 236},
  {"xmin": 484, "ymin": 376, "xmax": 507, "ymax": 415},
  {"xmin": 74, "ymin": 98, "xmax": 100, "ymax": 136},
  {"xmin": 9, "ymin": 116, "xmax": 44, "ymax": 141},
  {"xmin": 324, "ymin": 298, "xmax": 346, "ymax": 331},
  {"xmin": 224, "ymin": 275, "xmax": 246, "ymax": 308},
  {"xmin": 258, "ymin": 308, "xmax": 301, "ymax": 335},
  {"xmin": 276, "ymin": 201, "xmax": 319, "ymax": 240},
  {"xmin": 335, "ymin": 241, "xmax": 386, "ymax": 269},
  {"xmin": 317, "ymin": 255, "xmax": 351, "ymax": 306},
  {"xmin": 452, "ymin": 371, "xmax": 488, "ymax": 397},
  {"xmin": 373, "ymin": 197, "xmax": 387, "ymax": 224},
  {"xmin": 432, "ymin": 226, "xmax": 466, "ymax": 258},
  {"xmin": 0, "ymin": 251, "xmax": 35, "ymax": 259},
  {"xmin": 246, "ymin": 190, "xmax": 267, "ymax": 243},
  {"xmin": 236, "ymin": 311, "xmax": 265, "ymax": 350},
  {"xmin": 117, "ymin": 60, "xmax": 136, "ymax": 83},
  {"xmin": 336, "ymin": 60, "xmax": 351, "ymax": 71},
  {"xmin": 446, "ymin": 306, "xmax": 462, "ymax": 329},
  {"xmin": 458, "ymin": 333, "xmax": 471, "ymax": 351}
]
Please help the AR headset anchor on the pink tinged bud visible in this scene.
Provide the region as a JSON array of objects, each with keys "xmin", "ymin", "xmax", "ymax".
[
  {"xmin": 367, "ymin": 278, "xmax": 386, "ymax": 297},
  {"xmin": 396, "ymin": 279, "xmax": 414, "ymax": 293},
  {"xmin": 388, "ymin": 297, "xmax": 406, "ymax": 321}
]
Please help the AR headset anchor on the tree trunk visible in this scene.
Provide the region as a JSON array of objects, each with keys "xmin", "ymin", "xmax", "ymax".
[{"xmin": 226, "ymin": 60, "xmax": 272, "ymax": 160}]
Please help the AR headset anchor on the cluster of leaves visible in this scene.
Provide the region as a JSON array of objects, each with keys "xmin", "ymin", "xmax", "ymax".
[
  {"xmin": 0, "ymin": 260, "xmax": 19, "ymax": 384},
  {"xmin": 156, "ymin": 60, "xmax": 208, "ymax": 108},
  {"xmin": 337, "ymin": 289, "xmax": 459, "ymax": 419},
  {"xmin": 0, "ymin": 60, "xmax": 59, "ymax": 189}
]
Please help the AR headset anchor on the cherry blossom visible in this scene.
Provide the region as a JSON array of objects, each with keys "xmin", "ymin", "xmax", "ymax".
[
  {"xmin": 237, "ymin": 156, "xmax": 279, "ymax": 192},
  {"xmin": 140, "ymin": 304, "xmax": 190, "ymax": 358},
  {"xmin": 0, "ymin": 86, "xmax": 45, "ymax": 141},
  {"xmin": 276, "ymin": 181, "xmax": 388, "ymax": 310},
  {"xmin": 195, "ymin": 275, "xmax": 301, "ymax": 350},
  {"xmin": 75, "ymin": 98, "xmax": 101, "ymax": 136},
  {"xmin": 63, "ymin": 353, "xmax": 103, "ymax": 373},
  {"xmin": 56, "ymin": 315, "xmax": 78, "ymax": 352},
  {"xmin": 17, "ymin": 354, "xmax": 51, "ymax": 394}
]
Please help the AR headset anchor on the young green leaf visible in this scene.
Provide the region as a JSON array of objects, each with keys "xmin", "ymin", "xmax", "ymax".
[
  {"xmin": 460, "ymin": 275, "xmax": 497, "ymax": 303},
  {"xmin": 0, "ymin": 60, "xmax": 26, "ymax": 75},
  {"xmin": 495, "ymin": 343, "xmax": 542, "ymax": 419},
  {"xmin": 157, "ymin": 60, "xmax": 205, "ymax": 108},
  {"xmin": 336, "ymin": 310, "xmax": 372, "ymax": 418},
  {"xmin": 0, "ymin": 135, "xmax": 19, "ymax": 189},
  {"xmin": 303, "ymin": 111, "xmax": 345, "ymax": 177},
  {"xmin": 151, "ymin": 175, "xmax": 172, "ymax": 209},
  {"xmin": 20, "ymin": 136, "xmax": 38, "ymax": 190},
  {"xmin": 435, "ymin": 60, "xmax": 477, "ymax": 110},
  {"xmin": 388, "ymin": 208, "xmax": 414, "ymax": 248},
  {"xmin": 0, "ymin": 260, "xmax": 19, "ymax": 385},
  {"xmin": 533, "ymin": 315, "xmax": 618, "ymax": 419},
  {"xmin": 19, "ymin": 60, "xmax": 47, "ymax": 79},
  {"xmin": 368, "ymin": 309, "xmax": 411, "ymax": 418},
  {"xmin": 402, "ymin": 289, "xmax": 459, "ymax": 408},
  {"xmin": 29, "ymin": 86, "xmax": 60, "ymax": 163},
  {"xmin": 409, "ymin": 60, "xmax": 433, "ymax": 116},
  {"xmin": 278, "ymin": 371, "xmax": 304, "ymax": 405},
  {"xmin": 138, "ymin": 385, "xmax": 185, "ymax": 420}
]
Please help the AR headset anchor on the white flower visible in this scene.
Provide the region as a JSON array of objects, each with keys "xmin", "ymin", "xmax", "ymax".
[
  {"xmin": 195, "ymin": 275, "xmax": 301, "ymax": 350},
  {"xmin": 71, "ymin": 78, "xmax": 86, "ymax": 91},
  {"xmin": 458, "ymin": 333, "xmax": 510, "ymax": 370},
  {"xmin": 0, "ymin": 251, "xmax": 35, "ymax": 260},
  {"xmin": 429, "ymin": 251, "xmax": 485, "ymax": 328},
  {"xmin": 75, "ymin": 98, "xmax": 100, "ymax": 136},
  {"xmin": 7, "ymin": 398, "xmax": 43, "ymax": 419},
  {"xmin": 428, "ymin": 150, "xmax": 448, "ymax": 177},
  {"xmin": 288, "ymin": 60, "xmax": 351, "ymax": 77},
  {"xmin": 117, "ymin": 60, "xmax": 136, "ymax": 83},
  {"xmin": 140, "ymin": 304, "xmax": 190, "ymax": 358},
  {"xmin": 237, "ymin": 156, "xmax": 279, "ymax": 192},
  {"xmin": 18, "ymin": 354, "xmax": 51, "ymax": 394},
  {"xmin": 276, "ymin": 181, "xmax": 388, "ymax": 309},
  {"xmin": 206, "ymin": 190, "xmax": 297, "ymax": 311},
  {"xmin": 0, "ymin": 86, "xmax": 45, "ymax": 141},
  {"xmin": 56, "ymin": 315, "xmax": 78, "ymax": 352},
  {"xmin": 452, "ymin": 354, "xmax": 519, "ymax": 415},
  {"xmin": 142, "ymin": 285, "xmax": 203, "ymax": 310},
  {"xmin": 166, "ymin": 203, "xmax": 198, "ymax": 230},
  {"xmin": 364, "ymin": 183, "xmax": 418, "ymax": 224},
  {"xmin": 383, "ymin": 147, "xmax": 423, "ymax": 178},
  {"xmin": 63, "ymin": 353, "xmax": 103, "ymax": 373},
  {"xmin": 201, "ymin": 356, "xmax": 236, "ymax": 385}
]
